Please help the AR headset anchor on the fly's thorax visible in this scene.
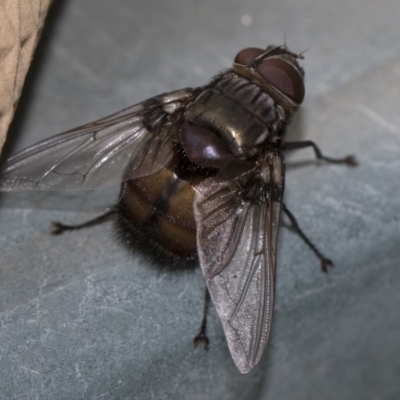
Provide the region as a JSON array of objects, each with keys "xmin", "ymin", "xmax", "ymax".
[
  {"xmin": 117, "ymin": 147, "xmax": 205, "ymax": 258},
  {"xmin": 184, "ymin": 73, "xmax": 287, "ymax": 158}
]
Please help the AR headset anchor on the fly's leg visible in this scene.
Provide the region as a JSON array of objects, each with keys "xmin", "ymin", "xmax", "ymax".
[
  {"xmin": 283, "ymin": 140, "xmax": 357, "ymax": 166},
  {"xmin": 52, "ymin": 208, "xmax": 115, "ymax": 235},
  {"xmin": 283, "ymin": 204, "xmax": 333, "ymax": 273},
  {"xmin": 193, "ymin": 287, "xmax": 211, "ymax": 349}
]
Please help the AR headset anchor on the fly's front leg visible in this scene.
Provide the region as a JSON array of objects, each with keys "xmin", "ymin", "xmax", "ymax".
[
  {"xmin": 282, "ymin": 140, "xmax": 357, "ymax": 166},
  {"xmin": 283, "ymin": 204, "xmax": 333, "ymax": 273},
  {"xmin": 52, "ymin": 208, "xmax": 115, "ymax": 235}
]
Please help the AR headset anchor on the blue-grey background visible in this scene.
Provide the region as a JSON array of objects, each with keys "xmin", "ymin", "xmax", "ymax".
[{"xmin": 1, "ymin": 0, "xmax": 400, "ymax": 399}]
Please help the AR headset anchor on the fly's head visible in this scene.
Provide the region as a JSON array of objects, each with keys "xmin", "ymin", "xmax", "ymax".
[{"xmin": 232, "ymin": 45, "xmax": 305, "ymax": 113}]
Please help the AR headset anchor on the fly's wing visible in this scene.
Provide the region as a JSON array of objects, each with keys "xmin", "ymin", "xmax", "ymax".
[
  {"xmin": 0, "ymin": 89, "xmax": 194, "ymax": 191},
  {"xmin": 194, "ymin": 152, "xmax": 284, "ymax": 374}
]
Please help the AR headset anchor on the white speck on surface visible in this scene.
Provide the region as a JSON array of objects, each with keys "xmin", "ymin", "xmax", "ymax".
[
  {"xmin": 20, "ymin": 366, "xmax": 40, "ymax": 375},
  {"xmin": 240, "ymin": 14, "xmax": 253, "ymax": 27}
]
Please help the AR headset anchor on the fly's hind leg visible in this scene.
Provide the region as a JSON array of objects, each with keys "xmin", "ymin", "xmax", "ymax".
[
  {"xmin": 193, "ymin": 287, "xmax": 211, "ymax": 349},
  {"xmin": 52, "ymin": 207, "xmax": 116, "ymax": 235},
  {"xmin": 282, "ymin": 140, "xmax": 357, "ymax": 166},
  {"xmin": 283, "ymin": 204, "xmax": 333, "ymax": 273}
]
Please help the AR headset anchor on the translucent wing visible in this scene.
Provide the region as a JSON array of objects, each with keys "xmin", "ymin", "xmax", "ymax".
[
  {"xmin": 194, "ymin": 153, "xmax": 283, "ymax": 374},
  {"xmin": 0, "ymin": 88, "xmax": 194, "ymax": 191}
]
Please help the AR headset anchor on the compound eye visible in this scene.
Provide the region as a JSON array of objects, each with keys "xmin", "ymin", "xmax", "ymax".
[
  {"xmin": 234, "ymin": 47, "xmax": 264, "ymax": 66},
  {"xmin": 256, "ymin": 58, "xmax": 305, "ymax": 104}
]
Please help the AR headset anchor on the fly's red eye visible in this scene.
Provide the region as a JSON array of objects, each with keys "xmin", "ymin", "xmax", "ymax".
[
  {"xmin": 256, "ymin": 58, "xmax": 305, "ymax": 104},
  {"xmin": 234, "ymin": 47, "xmax": 264, "ymax": 66}
]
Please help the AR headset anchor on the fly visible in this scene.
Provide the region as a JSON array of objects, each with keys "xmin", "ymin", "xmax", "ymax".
[{"xmin": 0, "ymin": 45, "xmax": 356, "ymax": 373}]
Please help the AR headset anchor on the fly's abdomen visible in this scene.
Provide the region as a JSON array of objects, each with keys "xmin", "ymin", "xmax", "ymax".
[{"xmin": 117, "ymin": 155, "xmax": 200, "ymax": 259}]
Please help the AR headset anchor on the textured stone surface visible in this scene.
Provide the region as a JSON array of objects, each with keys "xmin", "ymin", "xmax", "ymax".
[{"xmin": 1, "ymin": 0, "xmax": 400, "ymax": 399}]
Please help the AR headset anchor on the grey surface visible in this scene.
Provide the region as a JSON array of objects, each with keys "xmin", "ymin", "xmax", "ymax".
[{"xmin": 1, "ymin": 0, "xmax": 400, "ymax": 399}]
